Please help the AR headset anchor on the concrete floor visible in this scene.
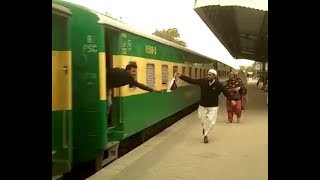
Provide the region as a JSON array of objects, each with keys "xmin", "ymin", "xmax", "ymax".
[{"xmin": 87, "ymin": 80, "xmax": 268, "ymax": 180}]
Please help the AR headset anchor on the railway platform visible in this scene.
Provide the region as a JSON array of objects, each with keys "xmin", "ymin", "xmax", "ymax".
[{"xmin": 87, "ymin": 80, "xmax": 268, "ymax": 180}]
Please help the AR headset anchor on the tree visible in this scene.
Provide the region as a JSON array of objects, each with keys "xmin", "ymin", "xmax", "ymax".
[
  {"xmin": 152, "ymin": 28, "xmax": 187, "ymax": 47},
  {"xmin": 239, "ymin": 66, "xmax": 246, "ymax": 71},
  {"xmin": 245, "ymin": 66, "xmax": 254, "ymax": 72}
]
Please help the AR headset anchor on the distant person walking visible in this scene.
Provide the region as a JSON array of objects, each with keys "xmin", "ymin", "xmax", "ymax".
[{"xmin": 237, "ymin": 70, "xmax": 248, "ymax": 110}]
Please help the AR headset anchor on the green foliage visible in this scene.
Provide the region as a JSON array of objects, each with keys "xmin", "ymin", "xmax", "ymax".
[
  {"xmin": 153, "ymin": 28, "xmax": 187, "ymax": 47},
  {"xmin": 245, "ymin": 66, "xmax": 254, "ymax": 72}
]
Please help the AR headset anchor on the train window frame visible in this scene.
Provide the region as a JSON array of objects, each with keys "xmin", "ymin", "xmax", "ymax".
[
  {"xmin": 182, "ymin": 66, "xmax": 186, "ymax": 75},
  {"xmin": 161, "ymin": 65, "xmax": 168, "ymax": 85},
  {"xmin": 146, "ymin": 63, "xmax": 155, "ymax": 88},
  {"xmin": 195, "ymin": 68, "xmax": 198, "ymax": 79},
  {"xmin": 128, "ymin": 61, "xmax": 137, "ymax": 89},
  {"xmin": 173, "ymin": 65, "xmax": 178, "ymax": 76}
]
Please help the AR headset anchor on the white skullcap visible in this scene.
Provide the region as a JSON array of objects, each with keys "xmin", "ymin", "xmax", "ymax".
[{"xmin": 208, "ymin": 69, "xmax": 217, "ymax": 75}]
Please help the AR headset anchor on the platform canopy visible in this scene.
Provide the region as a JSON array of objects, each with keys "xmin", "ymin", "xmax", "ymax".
[{"xmin": 194, "ymin": 0, "xmax": 268, "ymax": 62}]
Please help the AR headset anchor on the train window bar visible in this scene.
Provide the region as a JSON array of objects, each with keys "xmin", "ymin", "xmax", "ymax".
[
  {"xmin": 146, "ymin": 63, "xmax": 155, "ymax": 88},
  {"xmin": 162, "ymin": 65, "xmax": 168, "ymax": 85}
]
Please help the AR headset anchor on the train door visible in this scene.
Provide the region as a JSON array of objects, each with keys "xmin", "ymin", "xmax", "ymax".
[{"xmin": 52, "ymin": 3, "xmax": 73, "ymax": 179}]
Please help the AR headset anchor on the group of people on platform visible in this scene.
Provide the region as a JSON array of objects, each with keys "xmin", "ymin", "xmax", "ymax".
[
  {"xmin": 107, "ymin": 62, "xmax": 249, "ymax": 144},
  {"xmin": 176, "ymin": 69, "xmax": 248, "ymax": 143}
]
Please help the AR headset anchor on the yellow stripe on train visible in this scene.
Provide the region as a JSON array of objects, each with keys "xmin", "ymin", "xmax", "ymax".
[
  {"xmin": 111, "ymin": 55, "xmax": 206, "ymax": 97},
  {"xmin": 52, "ymin": 51, "xmax": 72, "ymax": 111},
  {"xmin": 99, "ymin": 52, "xmax": 107, "ymax": 100}
]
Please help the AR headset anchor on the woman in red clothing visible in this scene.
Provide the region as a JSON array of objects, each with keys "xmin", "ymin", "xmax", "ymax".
[{"xmin": 225, "ymin": 72, "xmax": 247, "ymax": 123}]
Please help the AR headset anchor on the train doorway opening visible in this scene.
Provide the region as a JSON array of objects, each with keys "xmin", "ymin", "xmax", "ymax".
[{"xmin": 104, "ymin": 30, "xmax": 116, "ymax": 128}]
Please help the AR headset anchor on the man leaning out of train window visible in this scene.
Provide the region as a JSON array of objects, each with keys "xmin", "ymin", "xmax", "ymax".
[{"xmin": 106, "ymin": 62, "xmax": 162, "ymax": 105}]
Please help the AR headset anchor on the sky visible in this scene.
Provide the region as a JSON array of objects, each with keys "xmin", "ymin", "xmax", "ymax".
[{"xmin": 62, "ymin": 0, "xmax": 256, "ymax": 68}]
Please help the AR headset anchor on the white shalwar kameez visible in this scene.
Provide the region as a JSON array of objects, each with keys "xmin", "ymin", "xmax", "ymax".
[{"xmin": 198, "ymin": 105, "xmax": 218, "ymax": 136}]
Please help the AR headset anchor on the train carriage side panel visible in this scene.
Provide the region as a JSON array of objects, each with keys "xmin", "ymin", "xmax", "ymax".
[
  {"xmin": 56, "ymin": 0, "xmax": 107, "ymax": 163},
  {"xmin": 103, "ymin": 29, "xmax": 201, "ymax": 141}
]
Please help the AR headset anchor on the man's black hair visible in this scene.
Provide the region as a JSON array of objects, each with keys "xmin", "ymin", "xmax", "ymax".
[{"xmin": 126, "ymin": 62, "xmax": 137, "ymax": 70}]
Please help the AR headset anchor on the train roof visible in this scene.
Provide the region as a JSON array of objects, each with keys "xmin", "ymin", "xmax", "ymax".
[
  {"xmin": 94, "ymin": 13, "xmax": 217, "ymax": 62},
  {"xmin": 56, "ymin": 0, "xmax": 234, "ymax": 68},
  {"xmin": 52, "ymin": 2, "xmax": 72, "ymax": 16}
]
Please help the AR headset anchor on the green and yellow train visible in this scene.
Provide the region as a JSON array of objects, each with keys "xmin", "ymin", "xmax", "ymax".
[{"xmin": 52, "ymin": 0, "xmax": 234, "ymax": 178}]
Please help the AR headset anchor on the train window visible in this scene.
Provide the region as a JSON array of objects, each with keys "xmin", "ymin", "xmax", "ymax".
[
  {"xmin": 200, "ymin": 69, "xmax": 202, "ymax": 78},
  {"xmin": 173, "ymin": 66, "xmax": 178, "ymax": 76},
  {"xmin": 189, "ymin": 67, "xmax": 192, "ymax": 77},
  {"xmin": 182, "ymin": 67, "xmax": 186, "ymax": 75},
  {"xmin": 146, "ymin": 63, "xmax": 155, "ymax": 88},
  {"xmin": 162, "ymin": 65, "xmax": 168, "ymax": 85},
  {"xmin": 195, "ymin": 68, "xmax": 198, "ymax": 78},
  {"xmin": 129, "ymin": 61, "xmax": 137, "ymax": 89},
  {"xmin": 203, "ymin": 69, "xmax": 206, "ymax": 77}
]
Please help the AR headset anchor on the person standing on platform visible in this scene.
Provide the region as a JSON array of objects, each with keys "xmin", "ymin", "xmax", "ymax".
[
  {"xmin": 176, "ymin": 69, "xmax": 236, "ymax": 143},
  {"xmin": 237, "ymin": 70, "xmax": 248, "ymax": 110},
  {"xmin": 225, "ymin": 72, "xmax": 247, "ymax": 123}
]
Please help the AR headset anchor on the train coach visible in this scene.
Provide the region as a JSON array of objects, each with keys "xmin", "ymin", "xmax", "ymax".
[{"xmin": 52, "ymin": 0, "xmax": 234, "ymax": 179}]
